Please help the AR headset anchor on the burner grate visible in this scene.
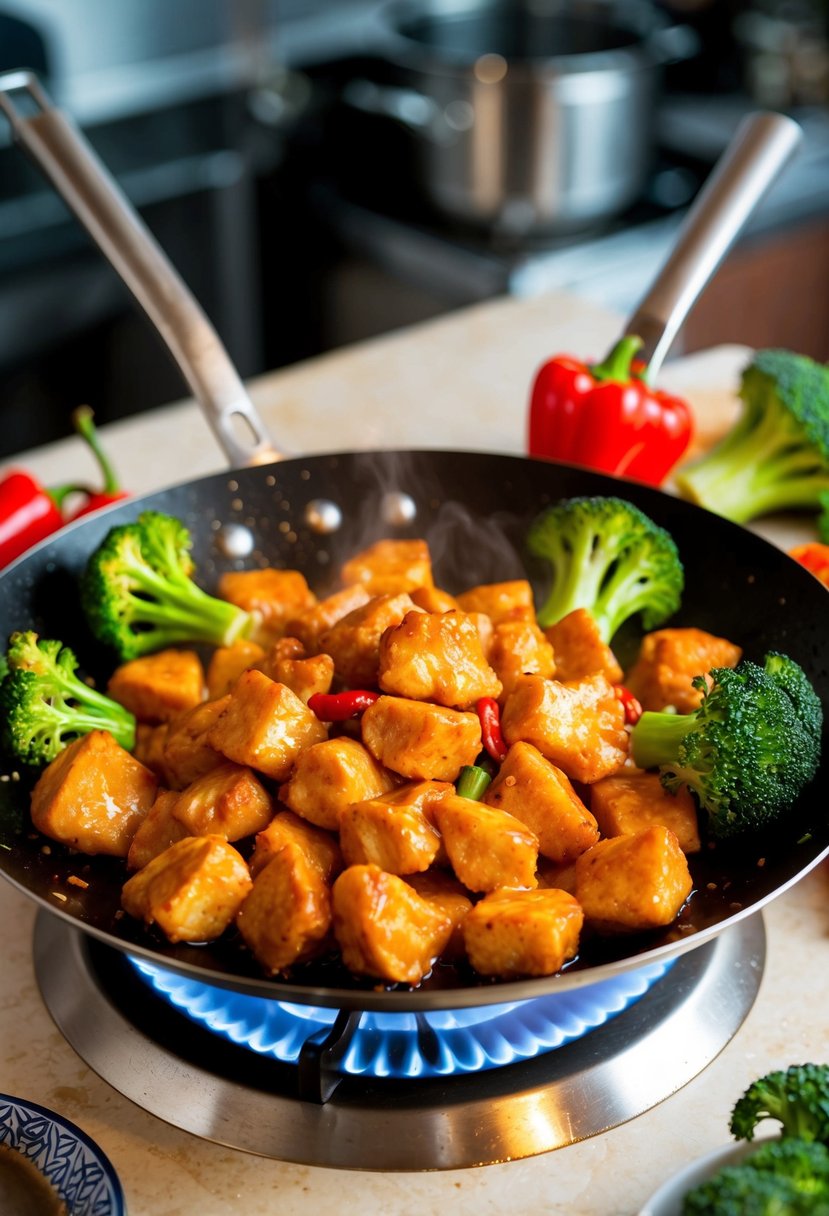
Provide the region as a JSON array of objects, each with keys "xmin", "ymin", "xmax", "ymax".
[{"xmin": 130, "ymin": 956, "xmax": 673, "ymax": 1080}]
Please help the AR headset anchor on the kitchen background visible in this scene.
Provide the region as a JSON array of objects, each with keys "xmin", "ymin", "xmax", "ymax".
[{"xmin": 0, "ymin": 0, "xmax": 827, "ymax": 458}]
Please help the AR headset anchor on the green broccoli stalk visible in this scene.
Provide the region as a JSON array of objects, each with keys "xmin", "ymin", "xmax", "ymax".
[
  {"xmin": 81, "ymin": 510, "xmax": 252, "ymax": 660},
  {"xmin": 525, "ymin": 495, "xmax": 683, "ymax": 640},
  {"xmin": 676, "ymin": 349, "xmax": 829, "ymax": 524},
  {"xmin": 819, "ymin": 490, "xmax": 829, "ymax": 544},
  {"xmin": 0, "ymin": 631, "xmax": 136, "ymax": 765},
  {"xmin": 683, "ymin": 1138, "xmax": 829, "ymax": 1215},
  {"xmin": 630, "ymin": 654, "xmax": 822, "ymax": 838},
  {"xmin": 731, "ymin": 1065, "xmax": 829, "ymax": 1144}
]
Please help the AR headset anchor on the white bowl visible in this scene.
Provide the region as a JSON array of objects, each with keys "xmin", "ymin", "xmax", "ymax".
[
  {"xmin": 639, "ymin": 1139, "xmax": 765, "ymax": 1215},
  {"xmin": 0, "ymin": 1093, "xmax": 125, "ymax": 1215}
]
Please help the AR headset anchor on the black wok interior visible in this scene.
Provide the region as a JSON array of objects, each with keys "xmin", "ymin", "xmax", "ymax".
[{"xmin": 0, "ymin": 449, "xmax": 826, "ymax": 1011}]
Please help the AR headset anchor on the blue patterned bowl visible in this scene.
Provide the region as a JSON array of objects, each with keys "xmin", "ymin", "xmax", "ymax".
[{"xmin": 0, "ymin": 1094, "xmax": 125, "ymax": 1215}]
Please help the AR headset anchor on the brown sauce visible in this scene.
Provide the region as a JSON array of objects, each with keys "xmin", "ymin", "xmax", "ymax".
[{"xmin": 0, "ymin": 1144, "xmax": 67, "ymax": 1216}]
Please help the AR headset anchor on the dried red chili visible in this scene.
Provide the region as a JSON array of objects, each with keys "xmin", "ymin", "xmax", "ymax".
[
  {"xmin": 476, "ymin": 696, "xmax": 507, "ymax": 764},
  {"xmin": 308, "ymin": 689, "xmax": 380, "ymax": 721},
  {"xmin": 528, "ymin": 335, "xmax": 693, "ymax": 486},
  {"xmin": 614, "ymin": 683, "xmax": 643, "ymax": 726}
]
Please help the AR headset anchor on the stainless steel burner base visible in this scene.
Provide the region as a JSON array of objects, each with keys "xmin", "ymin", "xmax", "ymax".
[{"xmin": 34, "ymin": 912, "xmax": 765, "ymax": 1171}]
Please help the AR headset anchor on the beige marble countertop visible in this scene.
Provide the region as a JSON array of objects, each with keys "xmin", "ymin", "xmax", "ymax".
[{"xmin": 0, "ymin": 291, "xmax": 826, "ymax": 1216}]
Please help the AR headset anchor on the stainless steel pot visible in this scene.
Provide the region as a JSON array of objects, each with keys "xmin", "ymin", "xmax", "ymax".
[{"xmin": 346, "ymin": 0, "xmax": 697, "ymax": 235}]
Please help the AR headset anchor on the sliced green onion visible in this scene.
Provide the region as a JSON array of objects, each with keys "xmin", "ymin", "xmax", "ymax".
[{"xmin": 456, "ymin": 764, "xmax": 492, "ymax": 801}]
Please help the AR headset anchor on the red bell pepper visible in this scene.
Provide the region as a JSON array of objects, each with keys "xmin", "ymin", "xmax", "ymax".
[
  {"xmin": 64, "ymin": 406, "xmax": 129, "ymax": 520},
  {"xmin": 476, "ymin": 696, "xmax": 507, "ymax": 764},
  {"xmin": 0, "ymin": 470, "xmax": 65, "ymax": 568},
  {"xmin": 789, "ymin": 543, "xmax": 829, "ymax": 588},
  {"xmin": 528, "ymin": 335, "xmax": 694, "ymax": 486},
  {"xmin": 308, "ymin": 689, "xmax": 380, "ymax": 721}
]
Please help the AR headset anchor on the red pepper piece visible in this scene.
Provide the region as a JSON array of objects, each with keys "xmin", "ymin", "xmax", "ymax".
[
  {"xmin": 614, "ymin": 683, "xmax": 643, "ymax": 726},
  {"xmin": 789, "ymin": 543, "xmax": 829, "ymax": 588},
  {"xmin": 65, "ymin": 406, "xmax": 129, "ymax": 520},
  {"xmin": 476, "ymin": 696, "xmax": 507, "ymax": 764},
  {"xmin": 308, "ymin": 690, "xmax": 380, "ymax": 721},
  {"xmin": 528, "ymin": 335, "xmax": 693, "ymax": 486},
  {"xmin": 0, "ymin": 471, "xmax": 64, "ymax": 569}
]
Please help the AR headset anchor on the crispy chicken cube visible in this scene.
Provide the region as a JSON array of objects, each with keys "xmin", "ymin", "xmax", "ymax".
[
  {"xmin": 378, "ymin": 609, "xmax": 502, "ymax": 707},
  {"xmin": 574, "ymin": 826, "xmax": 693, "ymax": 933},
  {"xmin": 172, "ymin": 762, "xmax": 273, "ymax": 840},
  {"xmin": 207, "ymin": 669, "xmax": 328, "ymax": 781},
  {"xmin": 404, "ymin": 871, "xmax": 472, "ymax": 960},
  {"xmin": 320, "ymin": 592, "xmax": 422, "ymax": 688},
  {"xmin": 331, "ymin": 864, "xmax": 451, "ymax": 985},
  {"xmin": 483, "ymin": 741, "xmax": 599, "ymax": 864},
  {"xmin": 205, "ymin": 639, "xmax": 266, "ymax": 699},
  {"xmin": 463, "ymin": 888, "xmax": 583, "ymax": 978},
  {"xmin": 279, "ymin": 736, "xmax": 398, "ymax": 830},
  {"xmin": 218, "ymin": 567, "xmax": 317, "ymax": 645},
  {"xmin": 589, "ymin": 772, "xmax": 701, "ymax": 854},
  {"xmin": 543, "ymin": 608, "xmax": 623, "ymax": 683},
  {"xmin": 106, "ymin": 649, "xmax": 205, "ymax": 723},
  {"xmin": 127, "ymin": 789, "xmax": 190, "ymax": 871},
  {"xmin": 432, "ymin": 793, "xmax": 539, "ymax": 892},
  {"xmin": 624, "ymin": 627, "xmax": 743, "ymax": 713},
  {"xmin": 284, "ymin": 584, "xmax": 371, "ymax": 654},
  {"xmin": 256, "ymin": 637, "xmax": 335, "ymax": 705},
  {"xmin": 410, "ymin": 586, "xmax": 460, "ymax": 613},
  {"xmin": 249, "ymin": 810, "xmax": 343, "ymax": 881},
  {"xmin": 487, "ymin": 619, "xmax": 556, "ymax": 700},
  {"xmin": 361, "ymin": 695, "xmax": 481, "ymax": 781},
  {"xmin": 236, "ymin": 840, "xmax": 332, "ymax": 974},
  {"xmin": 455, "ymin": 580, "xmax": 536, "ymax": 624},
  {"xmin": 161, "ymin": 697, "xmax": 229, "ymax": 790},
  {"xmin": 339, "ymin": 794, "xmax": 442, "ymax": 875},
  {"xmin": 341, "ymin": 538, "xmax": 434, "ymax": 595},
  {"xmin": 501, "ymin": 673, "xmax": 628, "ymax": 784},
  {"xmin": 30, "ymin": 730, "xmax": 157, "ymax": 857},
  {"xmin": 122, "ymin": 835, "xmax": 252, "ymax": 943}
]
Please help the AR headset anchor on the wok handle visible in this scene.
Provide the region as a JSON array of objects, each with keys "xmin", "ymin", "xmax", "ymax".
[
  {"xmin": 0, "ymin": 70, "xmax": 283, "ymax": 469},
  {"xmin": 624, "ymin": 110, "xmax": 802, "ymax": 378}
]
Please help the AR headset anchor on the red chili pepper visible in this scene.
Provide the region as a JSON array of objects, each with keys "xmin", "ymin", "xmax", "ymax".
[
  {"xmin": 308, "ymin": 689, "xmax": 380, "ymax": 721},
  {"xmin": 476, "ymin": 696, "xmax": 507, "ymax": 764},
  {"xmin": 0, "ymin": 470, "xmax": 65, "ymax": 568},
  {"xmin": 64, "ymin": 406, "xmax": 129, "ymax": 520},
  {"xmin": 528, "ymin": 335, "xmax": 694, "ymax": 486},
  {"xmin": 789, "ymin": 543, "xmax": 829, "ymax": 588},
  {"xmin": 614, "ymin": 683, "xmax": 643, "ymax": 725}
]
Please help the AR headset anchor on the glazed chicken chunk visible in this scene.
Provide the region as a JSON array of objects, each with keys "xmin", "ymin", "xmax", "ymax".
[
  {"xmin": 30, "ymin": 730, "xmax": 157, "ymax": 857},
  {"xmin": 331, "ymin": 864, "xmax": 452, "ymax": 985},
  {"xmin": 280, "ymin": 736, "xmax": 398, "ymax": 831},
  {"xmin": 589, "ymin": 772, "xmax": 701, "ymax": 855},
  {"xmin": 455, "ymin": 579, "xmax": 536, "ymax": 624},
  {"xmin": 574, "ymin": 826, "xmax": 693, "ymax": 933},
  {"xmin": 463, "ymin": 888, "xmax": 584, "ymax": 979},
  {"xmin": 340, "ymin": 538, "xmax": 434, "ymax": 596},
  {"xmin": 361, "ymin": 695, "xmax": 481, "ymax": 781},
  {"xmin": 432, "ymin": 793, "xmax": 539, "ymax": 892},
  {"xmin": 205, "ymin": 639, "xmax": 266, "ymax": 699},
  {"xmin": 483, "ymin": 741, "xmax": 599, "ymax": 864},
  {"xmin": 218, "ymin": 567, "xmax": 317, "ymax": 645},
  {"xmin": 207, "ymin": 669, "xmax": 328, "ymax": 781},
  {"xmin": 160, "ymin": 696, "xmax": 229, "ymax": 790},
  {"xmin": 487, "ymin": 619, "xmax": 556, "ymax": 700},
  {"xmin": 171, "ymin": 762, "xmax": 273, "ymax": 841},
  {"xmin": 624, "ymin": 626, "xmax": 742, "ymax": 713},
  {"xmin": 320, "ymin": 592, "xmax": 422, "ymax": 688},
  {"xmin": 256, "ymin": 637, "xmax": 335, "ymax": 705},
  {"xmin": 543, "ymin": 607, "xmax": 623, "ymax": 684},
  {"xmin": 236, "ymin": 839, "xmax": 333, "ymax": 974},
  {"xmin": 283, "ymin": 584, "xmax": 371, "ymax": 654},
  {"xmin": 378, "ymin": 609, "xmax": 502, "ymax": 707},
  {"xmin": 249, "ymin": 810, "xmax": 343, "ymax": 882},
  {"xmin": 501, "ymin": 673, "xmax": 628, "ymax": 784},
  {"xmin": 339, "ymin": 791, "xmax": 443, "ymax": 875},
  {"xmin": 107, "ymin": 648, "xmax": 205, "ymax": 723},
  {"xmin": 121, "ymin": 835, "xmax": 252, "ymax": 943},
  {"xmin": 127, "ymin": 789, "xmax": 190, "ymax": 871}
]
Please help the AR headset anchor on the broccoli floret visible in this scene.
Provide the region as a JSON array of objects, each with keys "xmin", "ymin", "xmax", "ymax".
[
  {"xmin": 764, "ymin": 651, "xmax": 824, "ymax": 750},
  {"xmin": 0, "ymin": 631, "xmax": 136, "ymax": 765},
  {"xmin": 525, "ymin": 495, "xmax": 683, "ymax": 640},
  {"xmin": 676, "ymin": 349, "xmax": 829, "ymax": 524},
  {"xmin": 731, "ymin": 1065, "xmax": 829, "ymax": 1144},
  {"xmin": 683, "ymin": 1139, "xmax": 829, "ymax": 1216},
  {"xmin": 81, "ymin": 510, "xmax": 252, "ymax": 660},
  {"xmin": 630, "ymin": 654, "xmax": 822, "ymax": 838}
]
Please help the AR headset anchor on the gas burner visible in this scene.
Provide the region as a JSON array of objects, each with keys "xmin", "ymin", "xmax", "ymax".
[{"xmin": 34, "ymin": 912, "xmax": 764, "ymax": 1170}]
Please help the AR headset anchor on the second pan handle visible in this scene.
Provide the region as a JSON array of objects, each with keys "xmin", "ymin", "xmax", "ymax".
[
  {"xmin": 0, "ymin": 70, "xmax": 282, "ymax": 469},
  {"xmin": 624, "ymin": 110, "xmax": 802, "ymax": 378}
]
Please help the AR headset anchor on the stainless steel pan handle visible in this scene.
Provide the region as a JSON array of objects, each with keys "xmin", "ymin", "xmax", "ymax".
[
  {"xmin": 624, "ymin": 110, "xmax": 802, "ymax": 378},
  {"xmin": 0, "ymin": 70, "xmax": 282, "ymax": 468}
]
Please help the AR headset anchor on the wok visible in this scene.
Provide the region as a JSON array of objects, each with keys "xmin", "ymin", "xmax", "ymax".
[{"xmin": 0, "ymin": 73, "xmax": 822, "ymax": 1012}]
